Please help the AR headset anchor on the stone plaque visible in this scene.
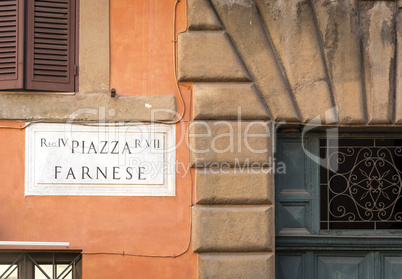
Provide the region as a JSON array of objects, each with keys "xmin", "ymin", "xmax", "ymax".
[{"xmin": 25, "ymin": 123, "xmax": 176, "ymax": 196}]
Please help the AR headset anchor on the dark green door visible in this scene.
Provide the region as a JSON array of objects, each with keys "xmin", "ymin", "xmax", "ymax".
[
  {"xmin": 276, "ymin": 134, "xmax": 402, "ymax": 279},
  {"xmin": 277, "ymin": 251, "xmax": 402, "ymax": 279}
]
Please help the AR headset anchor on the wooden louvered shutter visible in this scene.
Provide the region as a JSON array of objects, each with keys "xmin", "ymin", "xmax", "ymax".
[
  {"xmin": 26, "ymin": 0, "xmax": 75, "ymax": 92},
  {"xmin": 0, "ymin": 0, "xmax": 24, "ymax": 90}
]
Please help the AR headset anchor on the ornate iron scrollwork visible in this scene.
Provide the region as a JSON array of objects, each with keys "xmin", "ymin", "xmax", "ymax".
[{"xmin": 320, "ymin": 138, "xmax": 402, "ymax": 230}]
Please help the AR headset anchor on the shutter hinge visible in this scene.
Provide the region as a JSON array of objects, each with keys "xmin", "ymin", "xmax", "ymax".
[{"xmin": 73, "ymin": 65, "xmax": 78, "ymax": 76}]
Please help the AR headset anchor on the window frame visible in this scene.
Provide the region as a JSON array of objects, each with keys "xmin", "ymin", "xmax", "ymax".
[
  {"xmin": 0, "ymin": 251, "xmax": 82, "ymax": 279},
  {"xmin": 0, "ymin": 0, "xmax": 79, "ymax": 93},
  {"xmin": 276, "ymin": 132, "xmax": 402, "ymax": 237}
]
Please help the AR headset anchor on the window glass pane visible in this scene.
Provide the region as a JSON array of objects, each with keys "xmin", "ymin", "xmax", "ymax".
[
  {"xmin": 35, "ymin": 265, "xmax": 72, "ymax": 279},
  {"xmin": 320, "ymin": 138, "xmax": 402, "ymax": 230},
  {"xmin": 57, "ymin": 264, "xmax": 73, "ymax": 279},
  {"xmin": 0, "ymin": 265, "xmax": 18, "ymax": 279},
  {"xmin": 279, "ymin": 139, "xmax": 305, "ymax": 191}
]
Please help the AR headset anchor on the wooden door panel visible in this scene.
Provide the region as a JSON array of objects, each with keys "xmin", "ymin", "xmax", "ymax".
[
  {"xmin": 317, "ymin": 253, "xmax": 374, "ymax": 279},
  {"xmin": 276, "ymin": 254, "xmax": 304, "ymax": 279},
  {"xmin": 381, "ymin": 255, "xmax": 402, "ymax": 279},
  {"xmin": 277, "ymin": 201, "xmax": 312, "ymax": 235},
  {"xmin": 278, "ymin": 140, "xmax": 306, "ymax": 192},
  {"xmin": 276, "ymin": 136, "xmax": 319, "ymax": 235},
  {"xmin": 276, "ymin": 252, "xmax": 377, "ymax": 279}
]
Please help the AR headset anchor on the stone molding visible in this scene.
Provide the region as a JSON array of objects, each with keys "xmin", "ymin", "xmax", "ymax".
[
  {"xmin": 198, "ymin": 253, "xmax": 274, "ymax": 279},
  {"xmin": 189, "ymin": 121, "xmax": 272, "ymax": 167},
  {"xmin": 193, "ymin": 206, "xmax": 274, "ymax": 253},
  {"xmin": 192, "ymin": 83, "xmax": 270, "ymax": 120},
  {"xmin": 189, "ymin": 119, "xmax": 274, "ymax": 279},
  {"xmin": 195, "ymin": 168, "xmax": 273, "ymax": 205},
  {"xmin": 0, "ymin": 93, "xmax": 176, "ymax": 121},
  {"xmin": 180, "ymin": 0, "xmax": 402, "ymax": 126}
]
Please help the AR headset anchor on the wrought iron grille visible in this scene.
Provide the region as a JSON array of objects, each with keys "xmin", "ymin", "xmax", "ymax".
[
  {"xmin": 0, "ymin": 252, "xmax": 81, "ymax": 279},
  {"xmin": 320, "ymin": 138, "xmax": 402, "ymax": 230}
]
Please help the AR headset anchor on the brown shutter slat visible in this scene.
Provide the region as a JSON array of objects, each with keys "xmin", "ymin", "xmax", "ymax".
[
  {"xmin": 0, "ymin": 68, "xmax": 17, "ymax": 74},
  {"xmin": 26, "ymin": 0, "xmax": 75, "ymax": 92},
  {"xmin": 34, "ymin": 64, "xmax": 67, "ymax": 71},
  {"xmin": 0, "ymin": 42, "xmax": 16, "ymax": 47},
  {"xmin": 37, "ymin": 0, "xmax": 69, "ymax": 3},
  {"xmin": 0, "ymin": 51, "xmax": 17, "ymax": 55},
  {"xmin": 35, "ymin": 55, "xmax": 67, "ymax": 61},
  {"xmin": 35, "ymin": 43, "xmax": 68, "ymax": 50},
  {"xmin": 35, "ymin": 22, "xmax": 68, "ymax": 30},
  {"xmin": 0, "ymin": 26, "xmax": 16, "ymax": 32},
  {"xmin": 0, "ymin": 1, "xmax": 19, "ymax": 6},
  {"xmin": 0, "ymin": 58, "xmax": 16, "ymax": 63},
  {"xmin": 35, "ymin": 8, "xmax": 69, "ymax": 15},
  {"xmin": 35, "ymin": 59, "xmax": 67, "ymax": 65},
  {"xmin": 34, "ymin": 29, "xmax": 68, "ymax": 36},
  {"xmin": 34, "ymin": 39, "xmax": 67, "ymax": 45},
  {"xmin": 0, "ymin": 16, "xmax": 17, "ymax": 21},
  {"xmin": 0, "ymin": 11, "xmax": 16, "ymax": 15},
  {"xmin": 35, "ymin": 33, "xmax": 67, "ymax": 40},
  {"xmin": 35, "ymin": 16, "xmax": 68, "ymax": 23},
  {"xmin": 0, "ymin": 21, "xmax": 17, "ymax": 27},
  {"xmin": 0, "ymin": 0, "xmax": 23, "ymax": 90},
  {"xmin": 0, "ymin": 32, "xmax": 18, "ymax": 37},
  {"xmin": 0, "ymin": 47, "xmax": 16, "ymax": 52}
]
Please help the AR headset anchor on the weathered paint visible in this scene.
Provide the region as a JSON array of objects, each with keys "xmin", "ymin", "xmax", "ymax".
[
  {"xmin": 0, "ymin": 0, "xmax": 195, "ymax": 278},
  {"xmin": 0, "ymin": 127, "xmax": 195, "ymax": 278},
  {"xmin": 110, "ymin": 0, "xmax": 187, "ymax": 97}
]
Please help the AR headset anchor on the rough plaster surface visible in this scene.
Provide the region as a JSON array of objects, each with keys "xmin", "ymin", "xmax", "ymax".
[
  {"xmin": 396, "ymin": 9, "xmax": 402, "ymax": 123},
  {"xmin": 79, "ymin": 0, "xmax": 110, "ymax": 93},
  {"xmin": 313, "ymin": 0, "xmax": 366, "ymax": 124},
  {"xmin": 359, "ymin": 1, "xmax": 396, "ymax": 124}
]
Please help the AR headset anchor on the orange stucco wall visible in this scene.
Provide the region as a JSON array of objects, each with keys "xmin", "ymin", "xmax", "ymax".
[
  {"xmin": 0, "ymin": 0, "xmax": 196, "ymax": 278},
  {"xmin": 110, "ymin": 0, "xmax": 187, "ymax": 97}
]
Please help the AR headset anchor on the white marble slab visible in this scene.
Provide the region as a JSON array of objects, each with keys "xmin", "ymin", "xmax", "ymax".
[{"xmin": 25, "ymin": 123, "xmax": 176, "ymax": 196}]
